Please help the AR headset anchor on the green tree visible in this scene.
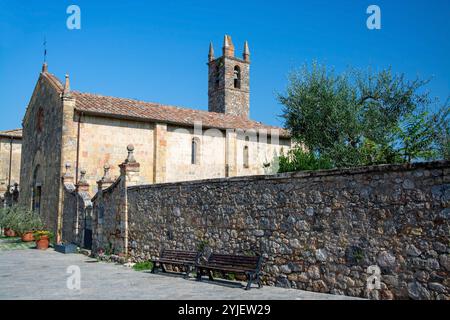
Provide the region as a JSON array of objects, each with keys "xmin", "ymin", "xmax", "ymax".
[
  {"xmin": 278, "ymin": 62, "xmax": 446, "ymax": 169},
  {"xmin": 396, "ymin": 111, "xmax": 437, "ymax": 163},
  {"xmin": 430, "ymin": 103, "xmax": 450, "ymax": 160}
]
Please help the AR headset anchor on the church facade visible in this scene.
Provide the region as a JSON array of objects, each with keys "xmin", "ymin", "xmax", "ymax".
[{"xmin": 19, "ymin": 35, "xmax": 291, "ymax": 240}]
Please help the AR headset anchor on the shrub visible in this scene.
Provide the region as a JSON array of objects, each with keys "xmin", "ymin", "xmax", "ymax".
[
  {"xmin": 13, "ymin": 207, "xmax": 44, "ymax": 234},
  {"xmin": 278, "ymin": 148, "xmax": 333, "ymax": 173},
  {"xmin": 133, "ymin": 261, "xmax": 153, "ymax": 271},
  {"xmin": 0, "ymin": 207, "xmax": 21, "ymax": 230}
]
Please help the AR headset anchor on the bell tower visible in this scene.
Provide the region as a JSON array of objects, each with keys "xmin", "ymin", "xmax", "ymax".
[{"xmin": 208, "ymin": 35, "xmax": 250, "ymax": 118}]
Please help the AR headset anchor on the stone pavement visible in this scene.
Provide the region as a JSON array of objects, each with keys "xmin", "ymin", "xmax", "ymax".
[{"xmin": 0, "ymin": 244, "xmax": 359, "ymax": 300}]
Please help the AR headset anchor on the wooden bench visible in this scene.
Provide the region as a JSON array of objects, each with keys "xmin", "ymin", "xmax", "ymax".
[
  {"xmin": 150, "ymin": 249, "xmax": 200, "ymax": 279},
  {"xmin": 196, "ymin": 253, "xmax": 263, "ymax": 290}
]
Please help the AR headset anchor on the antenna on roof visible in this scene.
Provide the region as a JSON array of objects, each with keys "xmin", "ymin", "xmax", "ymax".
[{"xmin": 43, "ymin": 36, "xmax": 47, "ymax": 63}]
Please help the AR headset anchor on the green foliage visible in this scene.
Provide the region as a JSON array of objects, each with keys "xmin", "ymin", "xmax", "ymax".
[
  {"xmin": 33, "ymin": 230, "xmax": 54, "ymax": 242},
  {"xmin": 197, "ymin": 240, "xmax": 209, "ymax": 252},
  {"xmin": 0, "ymin": 206, "xmax": 43, "ymax": 233},
  {"xmin": 225, "ymin": 273, "xmax": 236, "ymax": 281},
  {"xmin": 278, "ymin": 148, "xmax": 333, "ymax": 173},
  {"xmin": 396, "ymin": 111, "xmax": 438, "ymax": 162},
  {"xmin": 430, "ymin": 103, "xmax": 450, "ymax": 160},
  {"xmin": 133, "ymin": 261, "xmax": 153, "ymax": 271},
  {"xmin": 353, "ymin": 248, "xmax": 365, "ymax": 264},
  {"xmin": 278, "ymin": 62, "xmax": 448, "ymax": 168},
  {"xmin": 0, "ymin": 207, "xmax": 17, "ymax": 229},
  {"xmin": 13, "ymin": 207, "xmax": 44, "ymax": 234}
]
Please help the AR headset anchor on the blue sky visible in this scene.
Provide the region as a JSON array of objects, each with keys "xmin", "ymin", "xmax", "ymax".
[{"xmin": 0, "ymin": 0, "xmax": 449, "ymax": 131}]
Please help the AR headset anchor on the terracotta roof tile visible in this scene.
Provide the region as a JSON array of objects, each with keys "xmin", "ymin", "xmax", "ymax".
[{"xmin": 43, "ymin": 72, "xmax": 290, "ymax": 137}]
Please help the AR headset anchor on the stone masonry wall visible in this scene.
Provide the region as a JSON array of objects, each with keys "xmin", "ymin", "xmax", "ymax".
[
  {"xmin": 91, "ymin": 146, "xmax": 141, "ymax": 255},
  {"xmin": 61, "ymin": 169, "xmax": 92, "ymax": 246},
  {"xmin": 77, "ymin": 115, "xmax": 154, "ymax": 194},
  {"xmin": 125, "ymin": 161, "xmax": 449, "ymax": 300},
  {"xmin": 92, "ymin": 177, "xmax": 126, "ymax": 255},
  {"xmin": 19, "ymin": 74, "xmax": 64, "ymax": 236}
]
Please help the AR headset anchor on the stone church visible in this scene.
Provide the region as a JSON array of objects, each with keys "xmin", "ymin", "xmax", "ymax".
[{"xmin": 18, "ymin": 35, "xmax": 291, "ymax": 240}]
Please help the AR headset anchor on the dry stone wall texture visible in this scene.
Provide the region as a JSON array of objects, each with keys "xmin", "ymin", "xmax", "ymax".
[{"xmin": 123, "ymin": 161, "xmax": 449, "ymax": 300}]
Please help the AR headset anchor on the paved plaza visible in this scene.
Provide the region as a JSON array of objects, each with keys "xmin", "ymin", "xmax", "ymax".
[{"xmin": 0, "ymin": 238, "xmax": 358, "ymax": 300}]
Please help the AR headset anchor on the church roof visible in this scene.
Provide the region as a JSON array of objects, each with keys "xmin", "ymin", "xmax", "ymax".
[
  {"xmin": 43, "ymin": 72, "xmax": 290, "ymax": 138},
  {"xmin": 0, "ymin": 129, "xmax": 22, "ymax": 139}
]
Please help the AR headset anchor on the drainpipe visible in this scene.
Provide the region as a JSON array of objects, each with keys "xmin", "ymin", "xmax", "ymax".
[
  {"xmin": 8, "ymin": 137, "xmax": 13, "ymax": 189},
  {"xmin": 76, "ymin": 112, "xmax": 83, "ymax": 184}
]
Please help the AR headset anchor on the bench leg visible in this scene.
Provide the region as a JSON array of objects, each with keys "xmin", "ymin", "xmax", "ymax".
[
  {"xmin": 184, "ymin": 265, "xmax": 192, "ymax": 279},
  {"xmin": 245, "ymin": 273, "xmax": 255, "ymax": 291},
  {"xmin": 196, "ymin": 268, "xmax": 202, "ymax": 281},
  {"xmin": 208, "ymin": 270, "xmax": 214, "ymax": 281},
  {"xmin": 151, "ymin": 262, "xmax": 158, "ymax": 274}
]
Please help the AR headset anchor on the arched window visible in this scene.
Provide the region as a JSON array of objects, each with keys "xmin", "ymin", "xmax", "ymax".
[
  {"xmin": 191, "ymin": 138, "xmax": 198, "ymax": 165},
  {"xmin": 234, "ymin": 66, "xmax": 241, "ymax": 89},
  {"xmin": 32, "ymin": 165, "xmax": 42, "ymax": 215},
  {"xmin": 243, "ymin": 145, "xmax": 249, "ymax": 168},
  {"xmin": 215, "ymin": 65, "xmax": 220, "ymax": 88}
]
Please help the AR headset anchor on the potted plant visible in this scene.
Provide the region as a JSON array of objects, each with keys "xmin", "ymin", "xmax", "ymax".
[
  {"xmin": 34, "ymin": 230, "xmax": 53, "ymax": 250},
  {"xmin": 13, "ymin": 207, "xmax": 43, "ymax": 242},
  {"xmin": 0, "ymin": 207, "xmax": 18, "ymax": 237}
]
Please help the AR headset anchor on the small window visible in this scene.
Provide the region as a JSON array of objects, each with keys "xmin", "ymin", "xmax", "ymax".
[
  {"xmin": 243, "ymin": 145, "xmax": 249, "ymax": 168},
  {"xmin": 215, "ymin": 65, "xmax": 220, "ymax": 88},
  {"xmin": 234, "ymin": 66, "xmax": 241, "ymax": 89},
  {"xmin": 191, "ymin": 138, "xmax": 198, "ymax": 165},
  {"xmin": 37, "ymin": 108, "xmax": 44, "ymax": 132}
]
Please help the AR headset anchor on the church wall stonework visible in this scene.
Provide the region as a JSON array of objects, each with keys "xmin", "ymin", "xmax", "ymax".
[
  {"xmin": 77, "ymin": 115, "xmax": 154, "ymax": 193},
  {"xmin": 19, "ymin": 75, "xmax": 64, "ymax": 236},
  {"xmin": 122, "ymin": 161, "xmax": 449, "ymax": 300},
  {"xmin": 165, "ymin": 126, "xmax": 227, "ymax": 182}
]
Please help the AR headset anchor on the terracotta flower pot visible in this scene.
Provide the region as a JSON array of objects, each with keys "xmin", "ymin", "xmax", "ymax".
[
  {"xmin": 4, "ymin": 228, "xmax": 16, "ymax": 237},
  {"xmin": 36, "ymin": 235, "xmax": 49, "ymax": 250},
  {"xmin": 21, "ymin": 232, "xmax": 34, "ymax": 242}
]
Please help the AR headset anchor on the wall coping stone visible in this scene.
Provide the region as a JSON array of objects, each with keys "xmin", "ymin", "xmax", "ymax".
[{"xmin": 128, "ymin": 160, "xmax": 449, "ymax": 191}]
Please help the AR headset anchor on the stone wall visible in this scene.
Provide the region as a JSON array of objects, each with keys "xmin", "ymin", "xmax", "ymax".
[
  {"xmin": 61, "ymin": 166, "xmax": 92, "ymax": 245},
  {"xmin": 92, "ymin": 146, "xmax": 141, "ymax": 255},
  {"xmin": 122, "ymin": 161, "xmax": 449, "ymax": 300}
]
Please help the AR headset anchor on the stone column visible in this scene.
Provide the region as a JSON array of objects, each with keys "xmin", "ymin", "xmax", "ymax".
[
  {"xmin": 97, "ymin": 164, "xmax": 114, "ymax": 191},
  {"xmin": 120, "ymin": 145, "xmax": 141, "ymax": 186},
  {"xmin": 153, "ymin": 123, "xmax": 167, "ymax": 183},
  {"xmin": 57, "ymin": 79, "xmax": 77, "ymax": 243},
  {"xmin": 76, "ymin": 169, "xmax": 90, "ymax": 193},
  {"xmin": 118, "ymin": 145, "xmax": 140, "ymax": 256},
  {"xmin": 62, "ymin": 163, "xmax": 74, "ymax": 186},
  {"xmin": 74, "ymin": 169, "xmax": 89, "ymax": 243}
]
